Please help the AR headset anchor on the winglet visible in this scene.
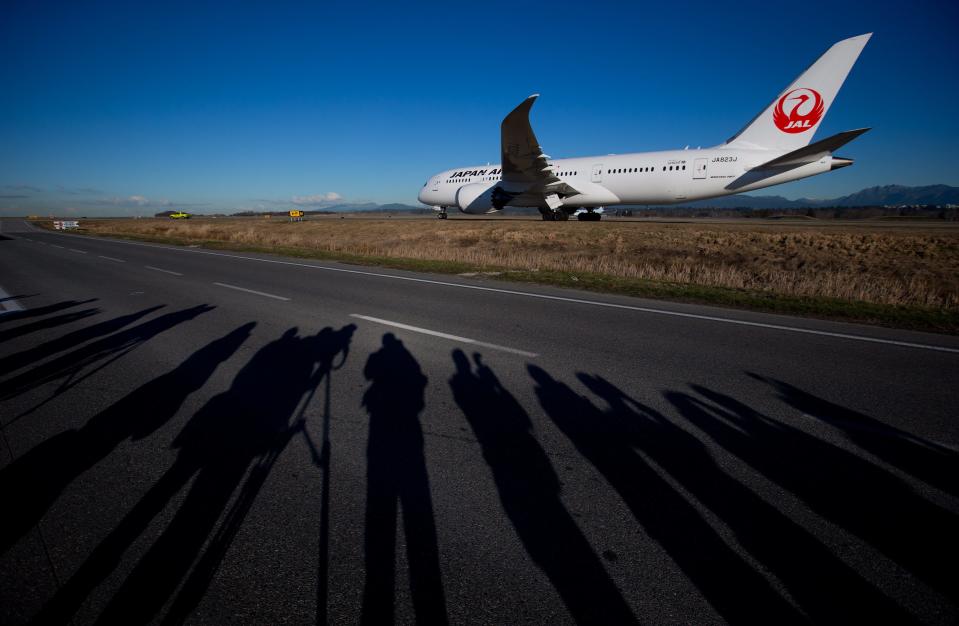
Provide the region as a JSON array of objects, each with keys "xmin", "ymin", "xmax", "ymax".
[{"xmin": 501, "ymin": 95, "xmax": 551, "ymax": 183}]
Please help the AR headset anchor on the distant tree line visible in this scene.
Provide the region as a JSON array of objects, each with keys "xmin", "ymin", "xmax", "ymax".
[
  {"xmin": 151, "ymin": 205, "xmax": 959, "ymax": 220},
  {"xmin": 610, "ymin": 205, "xmax": 959, "ymax": 220}
]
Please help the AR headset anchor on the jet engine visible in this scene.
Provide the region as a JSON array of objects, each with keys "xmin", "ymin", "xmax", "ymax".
[{"xmin": 455, "ymin": 183, "xmax": 498, "ymax": 214}]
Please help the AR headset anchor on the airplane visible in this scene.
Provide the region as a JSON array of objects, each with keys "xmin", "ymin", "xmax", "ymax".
[{"xmin": 418, "ymin": 33, "xmax": 871, "ymax": 221}]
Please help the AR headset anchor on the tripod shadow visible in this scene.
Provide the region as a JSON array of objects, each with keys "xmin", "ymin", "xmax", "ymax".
[
  {"xmin": 163, "ymin": 324, "xmax": 356, "ymax": 626},
  {"xmin": 32, "ymin": 325, "xmax": 355, "ymax": 625},
  {"xmin": 361, "ymin": 333, "xmax": 447, "ymax": 625},
  {"xmin": 451, "ymin": 351, "xmax": 636, "ymax": 624},
  {"xmin": 0, "ymin": 322, "xmax": 254, "ymax": 557}
]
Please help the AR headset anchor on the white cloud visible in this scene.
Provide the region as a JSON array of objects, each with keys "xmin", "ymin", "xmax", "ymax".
[
  {"xmin": 291, "ymin": 192, "xmax": 342, "ymax": 206},
  {"xmin": 102, "ymin": 195, "xmax": 175, "ymax": 208}
]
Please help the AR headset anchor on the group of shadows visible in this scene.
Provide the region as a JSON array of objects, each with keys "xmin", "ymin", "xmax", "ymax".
[{"xmin": 0, "ymin": 299, "xmax": 957, "ymax": 625}]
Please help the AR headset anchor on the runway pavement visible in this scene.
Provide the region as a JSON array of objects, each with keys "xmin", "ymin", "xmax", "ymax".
[{"xmin": 1, "ymin": 218, "xmax": 957, "ymax": 624}]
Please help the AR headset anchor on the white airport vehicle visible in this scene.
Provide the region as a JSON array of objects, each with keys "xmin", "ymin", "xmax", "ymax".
[{"xmin": 418, "ymin": 34, "xmax": 871, "ymax": 221}]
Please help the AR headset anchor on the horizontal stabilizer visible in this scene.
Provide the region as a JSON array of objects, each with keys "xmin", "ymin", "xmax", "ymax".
[{"xmin": 753, "ymin": 128, "xmax": 870, "ymax": 169}]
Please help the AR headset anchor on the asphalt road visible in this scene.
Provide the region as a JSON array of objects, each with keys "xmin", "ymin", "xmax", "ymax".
[{"xmin": 1, "ymin": 218, "xmax": 957, "ymax": 625}]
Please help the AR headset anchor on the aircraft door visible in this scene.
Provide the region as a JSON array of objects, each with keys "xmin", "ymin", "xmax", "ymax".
[
  {"xmin": 591, "ymin": 164, "xmax": 603, "ymax": 183},
  {"xmin": 693, "ymin": 158, "xmax": 707, "ymax": 179}
]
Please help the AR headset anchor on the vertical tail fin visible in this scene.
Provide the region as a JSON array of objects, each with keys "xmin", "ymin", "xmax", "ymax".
[{"xmin": 724, "ymin": 33, "xmax": 871, "ymax": 152}]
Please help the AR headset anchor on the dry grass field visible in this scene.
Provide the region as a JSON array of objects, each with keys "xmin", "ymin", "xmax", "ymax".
[{"xmin": 71, "ymin": 216, "xmax": 959, "ymax": 314}]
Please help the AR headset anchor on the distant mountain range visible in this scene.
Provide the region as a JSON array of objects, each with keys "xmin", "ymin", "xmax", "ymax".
[{"xmin": 668, "ymin": 184, "xmax": 959, "ymax": 209}]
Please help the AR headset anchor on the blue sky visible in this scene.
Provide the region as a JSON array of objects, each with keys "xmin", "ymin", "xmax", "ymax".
[{"xmin": 1, "ymin": 0, "xmax": 957, "ymax": 215}]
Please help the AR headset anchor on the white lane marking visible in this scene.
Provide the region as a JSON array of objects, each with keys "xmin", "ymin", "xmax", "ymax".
[
  {"xmin": 0, "ymin": 286, "xmax": 26, "ymax": 314},
  {"xmin": 145, "ymin": 265, "xmax": 183, "ymax": 276},
  {"xmin": 67, "ymin": 248, "xmax": 87, "ymax": 254},
  {"xmin": 58, "ymin": 234, "xmax": 959, "ymax": 355},
  {"xmin": 51, "ymin": 244, "xmax": 64, "ymax": 248},
  {"xmin": 99, "ymin": 255, "xmax": 125, "ymax": 263},
  {"xmin": 351, "ymin": 314, "xmax": 539, "ymax": 358},
  {"xmin": 213, "ymin": 282, "xmax": 290, "ymax": 301}
]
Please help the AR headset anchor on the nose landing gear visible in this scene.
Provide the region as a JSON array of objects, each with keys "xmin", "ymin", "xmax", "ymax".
[{"xmin": 437, "ymin": 208, "xmax": 449, "ymax": 219}]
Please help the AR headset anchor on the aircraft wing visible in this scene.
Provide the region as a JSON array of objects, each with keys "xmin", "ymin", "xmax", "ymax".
[{"xmin": 501, "ymin": 95, "xmax": 579, "ymax": 206}]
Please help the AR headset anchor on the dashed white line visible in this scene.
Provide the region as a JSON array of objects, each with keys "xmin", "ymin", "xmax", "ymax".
[
  {"xmin": 51, "ymin": 244, "xmax": 64, "ymax": 249},
  {"xmin": 0, "ymin": 286, "xmax": 25, "ymax": 314},
  {"xmin": 67, "ymin": 248, "xmax": 87, "ymax": 254},
  {"xmin": 44, "ymin": 232, "xmax": 959, "ymax": 355},
  {"xmin": 213, "ymin": 282, "xmax": 290, "ymax": 301},
  {"xmin": 99, "ymin": 255, "xmax": 125, "ymax": 263},
  {"xmin": 145, "ymin": 265, "xmax": 183, "ymax": 276},
  {"xmin": 350, "ymin": 314, "xmax": 539, "ymax": 358}
]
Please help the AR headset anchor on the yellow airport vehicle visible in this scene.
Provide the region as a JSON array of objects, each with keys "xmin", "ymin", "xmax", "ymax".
[{"xmin": 170, "ymin": 211, "xmax": 190, "ymax": 219}]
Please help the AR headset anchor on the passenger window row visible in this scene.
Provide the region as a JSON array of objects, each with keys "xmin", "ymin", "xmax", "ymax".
[
  {"xmin": 607, "ymin": 165, "xmax": 687, "ymax": 174},
  {"xmin": 447, "ymin": 163, "xmax": 689, "ymax": 184}
]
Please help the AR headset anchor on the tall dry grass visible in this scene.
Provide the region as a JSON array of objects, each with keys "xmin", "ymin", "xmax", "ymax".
[{"xmin": 79, "ymin": 217, "xmax": 959, "ymax": 309}]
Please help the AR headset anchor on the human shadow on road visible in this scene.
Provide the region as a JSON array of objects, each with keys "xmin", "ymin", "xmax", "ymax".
[
  {"xmin": 0, "ymin": 307, "xmax": 99, "ymax": 344},
  {"xmin": 31, "ymin": 325, "xmax": 354, "ymax": 625},
  {"xmin": 0, "ymin": 299, "xmax": 95, "ymax": 326},
  {"xmin": 0, "ymin": 305, "xmax": 214, "ymax": 420},
  {"xmin": 0, "ymin": 303, "xmax": 162, "ymax": 377},
  {"xmin": 570, "ymin": 374, "xmax": 913, "ymax": 623},
  {"xmin": 671, "ymin": 382, "xmax": 959, "ymax": 607},
  {"xmin": 528, "ymin": 365, "xmax": 804, "ymax": 624},
  {"xmin": 749, "ymin": 372, "xmax": 959, "ymax": 498},
  {"xmin": 163, "ymin": 323, "xmax": 356, "ymax": 626},
  {"xmin": 0, "ymin": 322, "xmax": 254, "ymax": 557},
  {"xmin": 451, "ymin": 351, "xmax": 637, "ymax": 624},
  {"xmin": 361, "ymin": 333, "xmax": 447, "ymax": 625}
]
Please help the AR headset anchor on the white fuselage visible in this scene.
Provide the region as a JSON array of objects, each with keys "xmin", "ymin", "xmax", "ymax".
[
  {"xmin": 419, "ymin": 35, "xmax": 871, "ymax": 215},
  {"xmin": 418, "ymin": 147, "xmax": 836, "ymax": 212}
]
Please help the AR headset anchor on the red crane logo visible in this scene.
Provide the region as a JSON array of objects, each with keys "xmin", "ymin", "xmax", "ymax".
[{"xmin": 773, "ymin": 88, "xmax": 824, "ymax": 133}]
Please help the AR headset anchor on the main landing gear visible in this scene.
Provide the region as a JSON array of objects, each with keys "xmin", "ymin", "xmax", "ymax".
[
  {"xmin": 539, "ymin": 207, "xmax": 604, "ymax": 221},
  {"xmin": 539, "ymin": 209, "xmax": 569, "ymax": 221}
]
